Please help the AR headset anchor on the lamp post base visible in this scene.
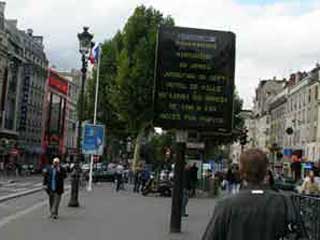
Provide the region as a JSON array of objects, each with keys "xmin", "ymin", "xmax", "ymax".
[{"xmin": 68, "ymin": 168, "xmax": 80, "ymax": 208}]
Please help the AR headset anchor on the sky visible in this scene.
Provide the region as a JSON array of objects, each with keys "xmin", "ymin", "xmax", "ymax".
[{"xmin": 5, "ymin": 0, "xmax": 320, "ymax": 108}]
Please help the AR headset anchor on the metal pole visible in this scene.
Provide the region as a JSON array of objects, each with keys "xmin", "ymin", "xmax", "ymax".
[
  {"xmin": 170, "ymin": 131, "xmax": 187, "ymax": 233},
  {"xmin": 69, "ymin": 54, "xmax": 87, "ymax": 207},
  {"xmin": 88, "ymin": 45, "xmax": 101, "ymax": 192}
]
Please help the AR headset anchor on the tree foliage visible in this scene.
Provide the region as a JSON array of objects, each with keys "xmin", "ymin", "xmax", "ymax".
[
  {"xmin": 110, "ymin": 6, "xmax": 174, "ymax": 133},
  {"xmin": 84, "ymin": 6, "xmax": 174, "ymax": 165}
]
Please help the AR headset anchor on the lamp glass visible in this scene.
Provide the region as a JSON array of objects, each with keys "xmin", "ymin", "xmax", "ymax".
[{"xmin": 78, "ymin": 27, "xmax": 93, "ymax": 55}]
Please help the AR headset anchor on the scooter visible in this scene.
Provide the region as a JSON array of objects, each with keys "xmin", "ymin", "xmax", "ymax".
[{"xmin": 142, "ymin": 177, "xmax": 172, "ymax": 197}]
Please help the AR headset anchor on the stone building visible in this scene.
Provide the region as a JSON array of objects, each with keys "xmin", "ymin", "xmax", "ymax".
[
  {"xmin": 283, "ymin": 68, "xmax": 320, "ymax": 162},
  {"xmin": 0, "ymin": 2, "xmax": 48, "ymax": 168},
  {"xmin": 269, "ymin": 87, "xmax": 288, "ymax": 151},
  {"xmin": 252, "ymin": 65, "xmax": 320, "ymax": 167},
  {"xmin": 17, "ymin": 28, "xmax": 48, "ymax": 164},
  {"xmin": 252, "ymin": 79, "xmax": 287, "ymax": 152}
]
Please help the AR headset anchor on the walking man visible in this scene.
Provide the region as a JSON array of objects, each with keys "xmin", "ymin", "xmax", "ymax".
[
  {"xmin": 43, "ymin": 157, "xmax": 67, "ymax": 219},
  {"xmin": 202, "ymin": 149, "xmax": 302, "ymax": 240}
]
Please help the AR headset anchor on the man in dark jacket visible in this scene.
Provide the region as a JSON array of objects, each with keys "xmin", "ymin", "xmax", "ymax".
[
  {"xmin": 202, "ymin": 149, "xmax": 300, "ymax": 240},
  {"xmin": 43, "ymin": 157, "xmax": 67, "ymax": 219}
]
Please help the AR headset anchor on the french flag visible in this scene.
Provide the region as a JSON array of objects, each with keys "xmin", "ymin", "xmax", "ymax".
[{"xmin": 89, "ymin": 43, "xmax": 100, "ymax": 64}]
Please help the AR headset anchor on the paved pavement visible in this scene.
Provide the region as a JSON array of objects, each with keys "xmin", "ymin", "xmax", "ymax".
[
  {"xmin": 0, "ymin": 175, "xmax": 43, "ymax": 198},
  {"xmin": 0, "ymin": 183, "xmax": 216, "ymax": 240}
]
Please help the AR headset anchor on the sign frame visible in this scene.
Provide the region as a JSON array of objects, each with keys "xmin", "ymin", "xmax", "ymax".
[{"xmin": 153, "ymin": 26, "xmax": 235, "ymax": 133}]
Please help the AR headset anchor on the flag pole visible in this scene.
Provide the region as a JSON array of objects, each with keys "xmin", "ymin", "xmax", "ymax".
[{"xmin": 87, "ymin": 44, "xmax": 101, "ymax": 192}]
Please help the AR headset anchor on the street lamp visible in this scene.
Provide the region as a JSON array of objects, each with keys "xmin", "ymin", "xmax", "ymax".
[{"xmin": 68, "ymin": 27, "xmax": 93, "ymax": 207}]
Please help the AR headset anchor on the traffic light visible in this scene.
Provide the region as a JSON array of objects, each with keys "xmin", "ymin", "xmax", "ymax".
[{"xmin": 239, "ymin": 128, "xmax": 248, "ymax": 146}]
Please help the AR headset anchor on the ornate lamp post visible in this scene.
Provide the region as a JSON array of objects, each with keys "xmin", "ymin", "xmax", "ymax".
[{"xmin": 68, "ymin": 27, "xmax": 93, "ymax": 207}]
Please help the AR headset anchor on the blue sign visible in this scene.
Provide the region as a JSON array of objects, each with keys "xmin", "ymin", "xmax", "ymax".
[
  {"xmin": 82, "ymin": 124, "xmax": 105, "ymax": 155},
  {"xmin": 303, "ymin": 162, "xmax": 314, "ymax": 170},
  {"xmin": 283, "ymin": 148, "xmax": 293, "ymax": 157}
]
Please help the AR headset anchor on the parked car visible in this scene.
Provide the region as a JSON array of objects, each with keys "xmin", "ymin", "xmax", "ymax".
[
  {"xmin": 81, "ymin": 163, "xmax": 90, "ymax": 171},
  {"xmin": 89, "ymin": 169, "xmax": 115, "ymax": 182}
]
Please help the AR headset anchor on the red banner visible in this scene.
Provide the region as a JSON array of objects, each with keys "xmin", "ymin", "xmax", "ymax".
[{"xmin": 48, "ymin": 71, "xmax": 68, "ymax": 95}]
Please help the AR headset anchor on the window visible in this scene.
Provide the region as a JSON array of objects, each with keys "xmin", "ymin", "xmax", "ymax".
[
  {"xmin": 315, "ymin": 86, "xmax": 318, "ymax": 100},
  {"xmin": 309, "ymin": 89, "xmax": 312, "ymax": 102}
]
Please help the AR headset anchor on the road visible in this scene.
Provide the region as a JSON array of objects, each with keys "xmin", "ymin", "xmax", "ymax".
[
  {"xmin": 0, "ymin": 183, "xmax": 215, "ymax": 240},
  {"xmin": 0, "ymin": 175, "xmax": 43, "ymax": 198}
]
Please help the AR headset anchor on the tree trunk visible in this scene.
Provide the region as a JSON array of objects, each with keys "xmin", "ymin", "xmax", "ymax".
[{"xmin": 132, "ymin": 130, "xmax": 144, "ymax": 172}]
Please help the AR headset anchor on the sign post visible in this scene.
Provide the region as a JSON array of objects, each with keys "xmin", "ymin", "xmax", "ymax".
[
  {"xmin": 153, "ymin": 26, "xmax": 236, "ymax": 233},
  {"xmin": 82, "ymin": 124, "xmax": 105, "ymax": 191}
]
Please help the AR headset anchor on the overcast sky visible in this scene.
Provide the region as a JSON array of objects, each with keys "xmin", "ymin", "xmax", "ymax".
[{"xmin": 5, "ymin": 0, "xmax": 320, "ymax": 108}]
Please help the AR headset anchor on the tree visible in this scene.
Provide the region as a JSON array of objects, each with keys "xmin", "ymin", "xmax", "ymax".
[
  {"xmin": 141, "ymin": 131, "xmax": 175, "ymax": 170},
  {"xmin": 233, "ymin": 90, "xmax": 244, "ymax": 130},
  {"xmin": 105, "ymin": 6, "xmax": 174, "ymax": 169}
]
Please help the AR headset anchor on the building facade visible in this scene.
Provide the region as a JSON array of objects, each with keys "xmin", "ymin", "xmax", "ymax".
[
  {"xmin": 57, "ymin": 69, "xmax": 81, "ymax": 162},
  {"xmin": 17, "ymin": 29, "xmax": 48, "ymax": 165},
  {"xmin": 251, "ymin": 65, "xmax": 320, "ymax": 175},
  {"xmin": 41, "ymin": 69, "xmax": 70, "ymax": 166},
  {"xmin": 0, "ymin": 2, "xmax": 48, "ymax": 169},
  {"xmin": 252, "ymin": 79, "xmax": 287, "ymax": 152}
]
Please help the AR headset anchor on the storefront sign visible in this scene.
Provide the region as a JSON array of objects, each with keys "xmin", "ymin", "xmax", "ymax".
[
  {"xmin": 19, "ymin": 65, "xmax": 31, "ymax": 131},
  {"xmin": 48, "ymin": 71, "xmax": 68, "ymax": 95}
]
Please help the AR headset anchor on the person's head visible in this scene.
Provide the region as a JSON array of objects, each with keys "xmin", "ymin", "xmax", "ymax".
[
  {"xmin": 239, "ymin": 149, "xmax": 269, "ymax": 185},
  {"xmin": 264, "ymin": 169, "xmax": 274, "ymax": 186},
  {"xmin": 53, "ymin": 157, "xmax": 60, "ymax": 167},
  {"xmin": 309, "ymin": 170, "xmax": 315, "ymax": 183}
]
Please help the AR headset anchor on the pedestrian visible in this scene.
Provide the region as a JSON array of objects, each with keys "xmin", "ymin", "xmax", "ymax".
[
  {"xmin": 190, "ymin": 162, "xmax": 198, "ymax": 197},
  {"xmin": 233, "ymin": 166, "xmax": 241, "ymax": 194},
  {"xmin": 128, "ymin": 168, "xmax": 134, "ymax": 185},
  {"xmin": 226, "ymin": 167, "xmax": 235, "ymax": 194},
  {"xmin": 202, "ymin": 148, "xmax": 303, "ymax": 240},
  {"xmin": 115, "ymin": 164, "xmax": 124, "ymax": 192},
  {"xmin": 133, "ymin": 167, "xmax": 142, "ymax": 193},
  {"xmin": 301, "ymin": 170, "xmax": 320, "ymax": 195},
  {"xmin": 182, "ymin": 164, "xmax": 192, "ymax": 217},
  {"xmin": 140, "ymin": 167, "xmax": 150, "ymax": 192},
  {"xmin": 42, "ymin": 157, "xmax": 67, "ymax": 219}
]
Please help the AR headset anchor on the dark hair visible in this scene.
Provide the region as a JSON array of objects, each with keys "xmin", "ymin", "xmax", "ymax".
[
  {"xmin": 268, "ymin": 170, "xmax": 274, "ymax": 186},
  {"xmin": 240, "ymin": 149, "xmax": 269, "ymax": 184}
]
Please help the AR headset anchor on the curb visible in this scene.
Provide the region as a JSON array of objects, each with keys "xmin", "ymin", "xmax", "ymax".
[{"xmin": 0, "ymin": 187, "xmax": 43, "ymax": 203}]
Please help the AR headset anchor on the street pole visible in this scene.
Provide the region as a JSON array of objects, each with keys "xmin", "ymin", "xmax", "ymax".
[
  {"xmin": 170, "ymin": 130, "xmax": 187, "ymax": 233},
  {"xmin": 88, "ymin": 44, "xmax": 101, "ymax": 192},
  {"xmin": 68, "ymin": 54, "xmax": 87, "ymax": 207}
]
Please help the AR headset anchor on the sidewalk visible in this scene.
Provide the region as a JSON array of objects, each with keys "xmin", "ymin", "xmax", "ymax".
[{"xmin": 0, "ymin": 183, "xmax": 216, "ymax": 240}]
